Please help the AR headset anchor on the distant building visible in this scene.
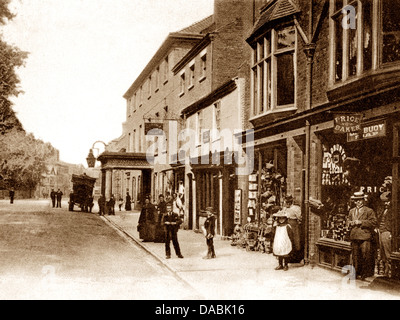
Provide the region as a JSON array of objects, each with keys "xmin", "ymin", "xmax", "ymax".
[{"xmin": 34, "ymin": 150, "xmax": 87, "ymax": 199}]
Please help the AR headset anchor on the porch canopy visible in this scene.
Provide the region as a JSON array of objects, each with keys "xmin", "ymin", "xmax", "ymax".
[{"xmin": 97, "ymin": 152, "xmax": 154, "ymax": 199}]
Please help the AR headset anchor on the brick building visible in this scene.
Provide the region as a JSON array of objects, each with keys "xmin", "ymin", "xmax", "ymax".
[
  {"xmin": 109, "ymin": 0, "xmax": 400, "ymax": 280},
  {"xmin": 242, "ymin": 0, "xmax": 400, "ymax": 280}
]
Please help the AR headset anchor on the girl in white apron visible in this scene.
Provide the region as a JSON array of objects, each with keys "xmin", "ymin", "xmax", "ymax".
[{"xmin": 273, "ymin": 211, "xmax": 294, "ymax": 271}]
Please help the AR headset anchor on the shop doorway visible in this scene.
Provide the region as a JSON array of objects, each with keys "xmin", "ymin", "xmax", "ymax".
[{"xmin": 142, "ymin": 169, "xmax": 152, "ymax": 203}]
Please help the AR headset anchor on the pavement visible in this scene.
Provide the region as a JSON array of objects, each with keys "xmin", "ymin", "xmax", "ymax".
[{"xmin": 102, "ymin": 209, "xmax": 400, "ymax": 300}]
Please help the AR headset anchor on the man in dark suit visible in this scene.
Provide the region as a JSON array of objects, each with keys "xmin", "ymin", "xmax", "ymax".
[
  {"xmin": 378, "ymin": 191, "xmax": 393, "ymax": 277},
  {"xmin": 348, "ymin": 191, "xmax": 377, "ymax": 280},
  {"xmin": 98, "ymin": 195, "xmax": 106, "ymax": 216},
  {"xmin": 50, "ymin": 189, "xmax": 56, "ymax": 208},
  {"xmin": 9, "ymin": 189, "xmax": 15, "ymax": 204},
  {"xmin": 56, "ymin": 189, "xmax": 63, "ymax": 208},
  {"xmin": 161, "ymin": 202, "xmax": 183, "ymax": 259},
  {"xmin": 202, "ymin": 207, "xmax": 216, "ymax": 259}
]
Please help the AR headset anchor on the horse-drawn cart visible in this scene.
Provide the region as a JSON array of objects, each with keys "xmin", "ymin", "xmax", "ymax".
[{"xmin": 68, "ymin": 174, "xmax": 96, "ymax": 212}]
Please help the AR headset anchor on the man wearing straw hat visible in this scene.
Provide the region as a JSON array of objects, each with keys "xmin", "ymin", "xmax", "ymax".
[{"xmin": 348, "ymin": 191, "xmax": 377, "ymax": 280}]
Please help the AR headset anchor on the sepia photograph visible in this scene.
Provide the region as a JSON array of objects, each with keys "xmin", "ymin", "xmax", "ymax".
[{"xmin": 1, "ymin": 0, "xmax": 400, "ymax": 305}]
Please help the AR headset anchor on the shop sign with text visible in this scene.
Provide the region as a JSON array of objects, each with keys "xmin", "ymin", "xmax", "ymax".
[
  {"xmin": 347, "ymin": 119, "xmax": 386, "ymax": 142},
  {"xmin": 334, "ymin": 113, "xmax": 363, "ymax": 134}
]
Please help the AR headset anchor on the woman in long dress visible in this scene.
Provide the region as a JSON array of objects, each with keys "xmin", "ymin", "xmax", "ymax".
[
  {"xmin": 138, "ymin": 197, "xmax": 156, "ymax": 241},
  {"xmin": 125, "ymin": 192, "xmax": 132, "ymax": 211},
  {"xmin": 283, "ymin": 195, "xmax": 303, "ymax": 263}
]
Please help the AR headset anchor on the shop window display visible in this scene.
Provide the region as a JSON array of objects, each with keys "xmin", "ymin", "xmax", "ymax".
[
  {"xmin": 319, "ymin": 133, "xmax": 392, "ymax": 274},
  {"xmin": 233, "ymin": 159, "xmax": 287, "ymax": 253}
]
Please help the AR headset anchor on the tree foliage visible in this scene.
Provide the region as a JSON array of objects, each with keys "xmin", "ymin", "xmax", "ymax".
[
  {"xmin": 0, "ymin": 0, "xmax": 56, "ymax": 191},
  {"xmin": 0, "ymin": 129, "xmax": 57, "ymax": 189}
]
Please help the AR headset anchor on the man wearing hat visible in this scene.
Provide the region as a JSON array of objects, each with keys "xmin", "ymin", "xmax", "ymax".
[
  {"xmin": 378, "ymin": 191, "xmax": 393, "ymax": 277},
  {"xmin": 348, "ymin": 191, "xmax": 377, "ymax": 280},
  {"xmin": 202, "ymin": 207, "xmax": 216, "ymax": 259},
  {"xmin": 161, "ymin": 202, "xmax": 183, "ymax": 259}
]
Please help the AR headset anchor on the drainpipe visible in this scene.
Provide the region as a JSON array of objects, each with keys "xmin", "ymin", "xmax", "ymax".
[{"xmin": 303, "ymin": 0, "xmax": 316, "ymax": 265}]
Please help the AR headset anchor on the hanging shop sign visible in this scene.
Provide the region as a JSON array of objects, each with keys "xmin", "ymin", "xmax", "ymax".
[
  {"xmin": 347, "ymin": 119, "xmax": 386, "ymax": 142},
  {"xmin": 144, "ymin": 122, "xmax": 164, "ymax": 135},
  {"xmin": 333, "ymin": 113, "xmax": 363, "ymax": 134},
  {"xmin": 234, "ymin": 189, "xmax": 242, "ymax": 225}
]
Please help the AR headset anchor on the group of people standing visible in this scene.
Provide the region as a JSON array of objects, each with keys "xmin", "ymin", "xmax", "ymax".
[
  {"xmin": 50, "ymin": 189, "xmax": 64, "ymax": 208},
  {"xmin": 98, "ymin": 192, "xmax": 133, "ymax": 216},
  {"xmin": 348, "ymin": 191, "xmax": 392, "ymax": 280},
  {"xmin": 271, "ymin": 195, "xmax": 303, "ymax": 271},
  {"xmin": 137, "ymin": 192, "xmax": 216, "ymax": 260},
  {"xmin": 272, "ymin": 190, "xmax": 393, "ymax": 279}
]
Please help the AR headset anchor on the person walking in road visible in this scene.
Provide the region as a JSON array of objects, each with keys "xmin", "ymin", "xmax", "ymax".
[
  {"xmin": 9, "ymin": 188, "xmax": 15, "ymax": 204},
  {"xmin": 50, "ymin": 189, "xmax": 56, "ymax": 208},
  {"xmin": 125, "ymin": 192, "xmax": 132, "ymax": 211},
  {"xmin": 202, "ymin": 207, "xmax": 216, "ymax": 259},
  {"xmin": 98, "ymin": 195, "xmax": 106, "ymax": 216},
  {"xmin": 272, "ymin": 210, "xmax": 294, "ymax": 271},
  {"xmin": 348, "ymin": 191, "xmax": 377, "ymax": 280},
  {"xmin": 107, "ymin": 195, "xmax": 116, "ymax": 215},
  {"xmin": 161, "ymin": 202, "xmax": 183, "ymax": 259},
  {"xmin": 56, "ymin": 189, "xmax": 63, "ymax": 208},
  {"xmin": 87, "ymin": 195, "xmax": 94, "ymax": 213}
]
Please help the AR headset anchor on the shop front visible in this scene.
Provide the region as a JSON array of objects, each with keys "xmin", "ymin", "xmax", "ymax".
[
  {"xmin": 191, "ymin": 152, "xmax": 237, "ymax": 237},
  {"xmin": 315, "ymin": 116, "xmax": 394, "ymax": 274}
]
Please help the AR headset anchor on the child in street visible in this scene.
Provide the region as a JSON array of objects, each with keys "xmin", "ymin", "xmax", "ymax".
[
  {"xmin": 272, "ymin": 211, "xmax": 294, "ymax": 271},
  {"xmin": 118, "ymin": 198, "xmax": 124, "ymax": 211},
  {"xmin": 202, "ymin": 207, "xmax": 216, "ymax": 259}
]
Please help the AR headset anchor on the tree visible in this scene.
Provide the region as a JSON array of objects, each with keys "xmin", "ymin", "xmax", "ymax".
[
  {"xmin": 0, "ymin": 129, "xmax": 57, "ymax": 191},
  {"xmin": 0, "ymin": 0, "xmax": 28, "ymax": 135},
  {"xmin": 0, "ymin": 0, "xmax": 55, "ymax": 193}
]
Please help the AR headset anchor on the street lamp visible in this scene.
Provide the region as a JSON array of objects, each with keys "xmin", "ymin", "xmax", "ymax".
[
  {"xmin": 86, "ymin": 149, "xmax": 96, "ymax": 168},
  {"xmin": 86, "ymin": 141, "xmax": 107, "ymax": 168}
]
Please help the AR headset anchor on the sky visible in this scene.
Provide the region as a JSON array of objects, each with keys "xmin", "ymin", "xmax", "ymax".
[{"xmin": 2, "ymin": 0, "xmax": 214, "ymax": 165}]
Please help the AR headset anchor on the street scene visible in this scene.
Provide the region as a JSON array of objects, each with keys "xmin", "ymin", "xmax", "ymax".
[
  {"xmin": 0, "ymin": 199, "xmax": 399, "ymax": 300},
  {"xmin": 2, "ymin": 0, "xmax": 400, "ymax": 301}
]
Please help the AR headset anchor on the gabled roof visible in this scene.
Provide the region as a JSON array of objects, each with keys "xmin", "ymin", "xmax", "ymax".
[
  {"xmin": 123, "ymin": 15, "xmax": 214, "ymax": 99},
  {"xmin": 247, "ymin": 0, "xmax": 300, "ymax": 44},
  {"xmin": 176, "ymin": 15, "xmax": 214, "ymax": 34}
]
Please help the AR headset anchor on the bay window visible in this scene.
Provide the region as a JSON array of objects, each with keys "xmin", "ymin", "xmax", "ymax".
[
  {"xmin": 251, "ymin": 24, "xmax": 296, "ymax": 117},
  {"xmin": 331, "ymin": 0, "xmax": 400, "ymax": 84}
]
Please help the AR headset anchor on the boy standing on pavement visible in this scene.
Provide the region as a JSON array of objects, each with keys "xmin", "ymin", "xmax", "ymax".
[
  {"xmin": 202, "ymin": 207, "xmax": 216, "ymax": 259},
  {"xmin": 162, "ymin": 202, "xmax": 184, "ymax": 259}
]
